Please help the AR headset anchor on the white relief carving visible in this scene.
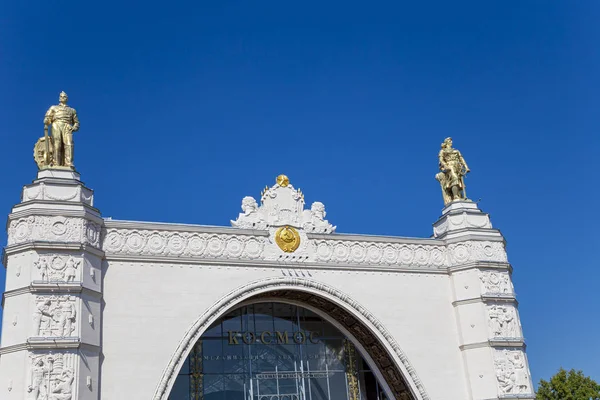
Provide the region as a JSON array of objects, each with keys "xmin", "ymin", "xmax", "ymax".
[
  {"xmin": 494, "ymin": 350, "xmax": 532, "ymax": 396},
  {"xmin": 12, "ymin": 315, "xmax": 18, "ymax": 326},
  {"xmin": 103, "ymin": 229, "xmax": 268, "ymax": 260},
  {"xmin": 35, "ymin": 255, "xmax": 80, "ymax": 282},
  {"xmin": 312, "ymin": 240, "xmax": 447, "ymax": 267},
  {"xmin": 7, "ymin": 216, "xmax": 101, "ymax": 247},
  {"xmin": 433, "ymin": 210, "xmax": 492, "ymax": 237},
  {"xmin": 16, "ymin": 264, "xmax": 21, "ymax": 277},
  {"xmin": 448, "ymin": 241, "xmax": 507, "ymax": 265},
  {"xmin": 231, "ymin": 197, "xmax": 268, "ymax": 229},
  {"xmin": 22, "ymin": 181, "xmax": 93, "ymax": 205},
  {"xmin": 231, "ymin": 180, "xmax": 335, "ymax": 233},
  {"xmin": 28, "ymin": 353, "xmax": 75, "ymax": 400},
  {"xmin": 480, "ymin": 271, "xmax": 513, "ymax": 295},
  {"xmin": 102, "ymin": 228, "xmax": 510, "ymax": 271},
  {"xmin": 302, "ymin": 202, "xmax": 336, "ymax": 233},
  {"xmin": 33, "ymin": 296, "xmax": 77, "ymax": 337},
  {"xmin": 488, "ymin": 305, "xmax": 520, "ymax": 338}
]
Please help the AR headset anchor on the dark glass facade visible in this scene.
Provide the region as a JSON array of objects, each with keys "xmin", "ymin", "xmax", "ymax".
[{"xmin": 169, "ymin": 302, "xmax": 390, "ymax": 400}]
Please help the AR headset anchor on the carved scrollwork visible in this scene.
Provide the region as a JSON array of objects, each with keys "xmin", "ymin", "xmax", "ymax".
[
  {"xmin": 448, "ymin": 241, "xmax": 507, "ymax": 265},
  {"xmin": 7, "ymin": 216, "xmax": 101, "ymax": 247},
  {"xmin": 103, "ymin": 229, "xmax": 267, "ymax": 260}
]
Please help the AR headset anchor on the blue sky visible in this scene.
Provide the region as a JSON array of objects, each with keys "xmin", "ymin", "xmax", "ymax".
[{"xmin": 1, "ymin": 0, "xmax": 598, "ymax": 388}]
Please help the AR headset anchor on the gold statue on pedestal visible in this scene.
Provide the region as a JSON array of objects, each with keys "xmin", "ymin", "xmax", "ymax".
[
  {"xmin": 435, "ymin": 137, "xmax": 470, "ymax": 205},
  {"xmin": 34, "ymin": 91, "xmax": 80, "ymax": 170}
]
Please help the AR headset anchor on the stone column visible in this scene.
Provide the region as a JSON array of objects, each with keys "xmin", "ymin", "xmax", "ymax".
[
  {"xmin": 0, "ymin": 169, "xmax": 103, "ymax": 400},
  {"xmin": 434, "ymin": 200, "xmax": 534, "ymax": 400}
]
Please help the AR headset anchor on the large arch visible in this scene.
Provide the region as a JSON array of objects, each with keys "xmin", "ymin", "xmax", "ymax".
[{"xmin": 152, "ymin": 277, "xmax": 430, "ymax": 400}]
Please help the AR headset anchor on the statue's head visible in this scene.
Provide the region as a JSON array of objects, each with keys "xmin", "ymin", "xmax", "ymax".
[
  {"xmin": 59, "ymin": 91, "xmax": 68, "ymax": 104},
  {"xmin": 241, "ymin": 196, "xmax": 258, "ymax": 214},
  {"xmin": 441, "ymin": 137, "xmax": 453, "ymax": 149},
  {"xmin": 311, "ymin": 201, "xmax": 326, "ymax": 219}
]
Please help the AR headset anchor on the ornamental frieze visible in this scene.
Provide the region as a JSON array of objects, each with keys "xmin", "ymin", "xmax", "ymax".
[
  {"xmin": 8, "ymin": 216, "xmax": 101, "ymax": 247},
  {"xmin": 101, "ymin": 224, "xmax": 507, "ymax": 269}
]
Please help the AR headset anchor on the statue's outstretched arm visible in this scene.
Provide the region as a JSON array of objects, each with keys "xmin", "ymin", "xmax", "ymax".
[{"xmin": 71, "ymin": 109, "xmax": 80, "ymax": 132}]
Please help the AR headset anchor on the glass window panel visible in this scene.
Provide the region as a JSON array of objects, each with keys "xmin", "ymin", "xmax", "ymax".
[
  {"xmin": 360, "ymin": 370, "xmax": 378, "ymax": 400},
  {"xmin": 203, "ymin": 339, "xmax": 223, "ymax": 374},
  {"xmin": 309, "ymin": 377, "xmax": 330, "ymax": 400},
  {"xmin": 169, "ymin": 374, "xmax": 190, "ymax": 400},
  {"xmin": 329, "ymin": 372, "xmax": 351, "ymax": 400},
  {"xmin": 223, "ymin": 374, "xmax": 246, "ymax": 400},
  {"xmin": 241, "ymin": 305, "xmax": 255, "ymax": 332},
  {"xmin": 273, "ymin": 303, "xmax": 296, "ymax": 333},
  {"xmin": 222, "ymin": 309, "xmax": 242, "ymax": 334},
  {"xmin": 322, "ymin": 318, "xmax": 342, "ymax": 338},
  {"xmin": 223, "ymin": 339, "xmax": 246, "ymax": 374},
  {"xmin": 323, "ymin": 338, "xmax": 345, "ymax": 370},
  {"xmin": 253, "ymin": 303, "xmax": 274, "ymax": 332},
  {"xmin": 204, "ymin": 320, "xmax": 222, "ymax": 338},
  {"xmin": 300, "ymin": 308, "xmax": 323, "ymax": 338},
  {"xmin": 204, "ymin": 374, "xmax": 224, "ymax": 400},
  {"xmin": 178, "ymin": 356, "xmax": 190, "ymax": 375},
  {"xmin": 169, "ymin": 301, "xmax": 394, "ymax": 400}
]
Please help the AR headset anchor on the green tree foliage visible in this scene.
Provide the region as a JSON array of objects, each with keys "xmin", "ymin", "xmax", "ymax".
[{"xmin": 537, "ymin": 368, "xmax": 600, "ymax": 400}]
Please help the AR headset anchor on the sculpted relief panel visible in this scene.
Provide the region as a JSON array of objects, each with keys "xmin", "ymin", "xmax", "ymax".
[
  {"xmin": 487, "ymin": 305, "xmax": 521, "ymax": 339},
  {"xmin": 34, "ymin": 255, "xmax": 80, "ymax": 282},
  {"xmin": 28, "ymin": 352, "xmax": 75, "ymax": 400},
  {"xmin": 8, "ymin": 216, "xmax": 100, "ymax": 247},
  {"xmin": 33, "ymin": 296, "xmax": 77, "ymax": 337},
  {"xmin": 494, "ymin": 350, "xmax": 532, "ymax": 396},
  {"xmin": 480, "ymin": 271, "xmax": 514, "ymax": 295}
]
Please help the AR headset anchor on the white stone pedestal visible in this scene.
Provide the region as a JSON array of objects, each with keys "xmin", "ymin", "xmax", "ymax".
[{"xmin": 1, "ymin": 169, "xmax": 103, "ymax": 400}]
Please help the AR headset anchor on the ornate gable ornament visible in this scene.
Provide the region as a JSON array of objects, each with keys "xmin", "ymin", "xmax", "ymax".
[{"xmin": 231, "ymin": 175, "xmax": 336, "ymax": 235}]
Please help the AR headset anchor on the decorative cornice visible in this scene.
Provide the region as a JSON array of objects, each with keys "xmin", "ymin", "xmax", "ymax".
[
  {"xmin": 453, "ymin": 295, "xmax": 518, "ymax": 307},
  {"xmin": 2, "ymin": 283, "xmax": 101, "ymax": 301},
  {"xmin": 0, "ymin": 340, "xmax": 100, "ymax": 355},
  {"xmin": 102, "ymin": 223, "xmax": 509, "ymax": 270},
  {"xmin": 459, "ymin": 340, "xmax": 525, "ymax": 351}
]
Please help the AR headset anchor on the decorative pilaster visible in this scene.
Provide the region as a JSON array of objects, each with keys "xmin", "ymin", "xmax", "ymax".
[
  {"xmin": 437, "ymin": 200, "xmax": 534, "ymax": 400},
  {"xmin": 1, "ymin": 169, "xmax": 102, "ymax": 400}
]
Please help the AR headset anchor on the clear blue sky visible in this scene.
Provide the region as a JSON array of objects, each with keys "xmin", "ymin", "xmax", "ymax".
[{"xmin": 1, "ymin": 0, "xmax": 598, "ymax": 388}]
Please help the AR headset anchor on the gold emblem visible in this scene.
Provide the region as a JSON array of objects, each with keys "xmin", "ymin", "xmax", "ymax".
[
  {"xmin": 276, "ymin": 174, "xmax": 290, "ymax": 187},
  {"xmin": 275, "ymin": 226, "xmax": 301, "ymax": 253}
]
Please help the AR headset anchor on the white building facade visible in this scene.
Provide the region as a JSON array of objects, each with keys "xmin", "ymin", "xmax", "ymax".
[{"xmin": 0, "ymin": 170, "xmax": 533, "ymax": 400}]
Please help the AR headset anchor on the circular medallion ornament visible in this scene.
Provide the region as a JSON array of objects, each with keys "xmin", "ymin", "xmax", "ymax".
[
  {"xmin": 276, "ymin": 174, "xmax": 290, "ymax": 187},
  {"xmin": 275, "ymin": 225, "xmax": 301, "ymax": 253}
]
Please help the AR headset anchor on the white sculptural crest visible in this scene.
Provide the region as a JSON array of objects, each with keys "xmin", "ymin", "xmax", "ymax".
[{"xmin": 231, "ymin": 175, "xmax": 336, "ymax": 234}]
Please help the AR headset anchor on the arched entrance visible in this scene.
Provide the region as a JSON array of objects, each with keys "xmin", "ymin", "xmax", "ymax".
[
  {"xmin": 169, "ymin": 301, "xmax": 392, "ymax": 399},
  {"xmin": 154, "ymin": 278, "xmax": 428, "ymax": 400}
]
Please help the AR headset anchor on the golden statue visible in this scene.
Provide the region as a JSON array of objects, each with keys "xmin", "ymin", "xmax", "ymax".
[
  {"xmin": 34, "ymin": 91, "xmax": 80, "ymax": 170},
  {"xmin": 435, "ymin": 137, "xmax": 470, "ymax": 205}
]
